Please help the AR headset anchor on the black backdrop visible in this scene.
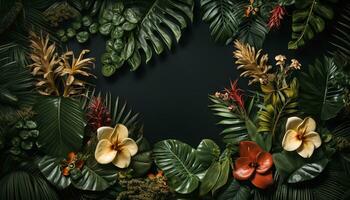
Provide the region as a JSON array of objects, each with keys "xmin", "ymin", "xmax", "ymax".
[{"xmin": 69, "ymin": 1, "xmax": 330, "ymax": 146}]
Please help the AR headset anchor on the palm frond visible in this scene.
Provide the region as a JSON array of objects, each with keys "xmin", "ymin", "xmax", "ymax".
[{"xmin": 238, "ymin": 16, "xmax": 269, "ymax": 49}]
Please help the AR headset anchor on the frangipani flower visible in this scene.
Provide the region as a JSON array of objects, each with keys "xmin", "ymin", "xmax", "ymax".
[
  {"xmin": 233, "ymin": 141, "xmax": 273, "ymax": 189},
  {"xmin": 282, "ymin": 117, "xmax": 321, "ymax": 158},
  {"xmin": 275, "ymin": 54, "xmax": 286, "ymax": 66},
  {"xmin": 95, "ymin": 124, "xmax": 138, "ymax": 168}
]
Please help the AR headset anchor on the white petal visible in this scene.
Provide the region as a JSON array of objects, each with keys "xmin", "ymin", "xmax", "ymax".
[
  {"xmin": 112, "ymin": 148, "xmax": 131, "ymax": 168},
  {"xmin": 95, "ymin": 139, "xmax": 117, "ymax": 164},
  {"xmin": 110, "ymin": 124, "xmax": 128, "ymax": 144},
  {"xmin": 304, "ymin": 131, "xmax": 322, "ymax": 148},
  {"xmin": 282, "ymin": 130, "xmax": 303, "ymax": 151},
  {"xmin": 296, "ymin": 141, "xmax": 315, "ymax": 158},
  {"xmin": 120, "ymin": 138, "xmax": 138, "ymax": 156},
  {"xmin": 297, "ymin": 117, "xmax": 316, "ymax": 134},
  {"xmin": 97, "ymin": 126, "xmax": 114, "ymax": 141},
  {"xmin": 286, "ymin": 117, "xmax": 303, "ymax": 131}
]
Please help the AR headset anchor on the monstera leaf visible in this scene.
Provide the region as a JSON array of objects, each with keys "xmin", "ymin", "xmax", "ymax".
[
  {"xmin": 38, "ymin": 156, "xmax": 118, "ymax": 191},
  {"xmin": 153, "ymin": 139, "xmax": 213, "ymax": 194},
  {"xmin": 34, "ymin": 96, "xmax": 85, "ymax": 157},
  {"xmin": 299, "ymin": 56, "xmax": 344, "ymax": 121},
  {"xmin": 0, "ymin": 171, "xmax": 59, "ymax": 200},
  {"xmin": 288, "ymin": 0, "xmax": 337, "ymax": 49},
  {"xmin": 200, "ymin": 0, "xmax": 245, "ymax": 44}
]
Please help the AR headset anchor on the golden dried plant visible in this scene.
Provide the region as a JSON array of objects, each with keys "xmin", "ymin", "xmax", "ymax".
[
  {"xmin": 29, "ymin": 32, "xmax": 60, "ymax": 95},
  {"xmin": 233, "ymin": 40, "xmax": 272, "ymax": 85},
  {"xmin": 29, "ymin": 32, "xmax": 95, "ymax": 97},
  {"xmin": 57, "ymin": 50, "xmax": 95, "ymax": 97}
]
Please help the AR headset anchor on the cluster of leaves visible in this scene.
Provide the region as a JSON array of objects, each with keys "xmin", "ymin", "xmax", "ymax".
[
  {"xmin": 57, "ymin": 0, "xmax": 194, "ymax": 76},
  {"xmin": 153, "ymin": 139, "xmax": 233, "ymax": 198},
  {"xmin": 200, "ymin": 0, "xmax": 274, "ymax": 48}
]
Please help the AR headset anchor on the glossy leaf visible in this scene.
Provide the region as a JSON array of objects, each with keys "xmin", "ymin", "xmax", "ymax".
[
  {"xmin": 212, "ymin": 157, "xmax": 231, "ymax": 195},
  {"xmin": 199, "ymin": 161, "xmax": 221, "ymax": 196},
  {"xmin": 196, "ymin": 139, "xmax": 220, "ymax": 165},
  {"xmin": 38, "ymin": 156, "xmax": 72, "ymax": 189},
  {"xmin": 299, "ymin": 57, "xmax": 344, "ymax": 121},
  {"xmin": 200, "ymin": 0, "xmax": 245, "ymax": 44},
  {"xmin": 153, "ymin": 139, "xmax": 211, "ymax": 194},
  {"xmin": 238, "ymin": 16, "xmax": 269, "ymax": 49},
  {"xmin": 288, "ymin": 158, "xmax": 329, "ymax": 183},
  {"xmin": 34, "ymin": 96, "xmax": 85, "ymax": 157},
  {"xmin": 289, "ymin": 0, "xmax": 336, "ymax": 49},
  {"xmin": 0, "ymin": 171, "xmax": 59, "ymax": 200},
  {"xmin": 217, "ymin": 178, "xmax": 251, "ymax": 200}
]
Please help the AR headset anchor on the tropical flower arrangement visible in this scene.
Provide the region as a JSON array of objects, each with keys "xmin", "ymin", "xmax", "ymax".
[{"xmin": 0, "ymin": 0, "xmax": 350, "ymax": 200}]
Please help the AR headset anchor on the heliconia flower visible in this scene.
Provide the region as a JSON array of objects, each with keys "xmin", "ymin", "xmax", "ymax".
[
  {"xmin": 282, "ymin": 117, "xmax": 321, "ymax": 158},
  {"xmin": 61, "ymin": 152, "xmax": 84, "ymax": 176},
  {"xmin": 95, "ymin": 124, "xmax": 138, "ymax": 168},
  {"xmin": 233, "ymin": 141, "xmax": 274, "ymax": 189},
  {"xmin": 268, "ymin": 5, "xmax": 286, "ymax": 29},
  {"xmin": 86, "ymin": 97, "xmax": 111, "ymax": 132},
  {"xmin": 225, "ymin": 80, "xmax": 245, "ymax": 109}
]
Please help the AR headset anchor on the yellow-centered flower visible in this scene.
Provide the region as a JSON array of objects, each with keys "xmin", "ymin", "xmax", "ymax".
[
  {"xmin": 95, "ymin": 124, "xmax": 138, "ymax": 168},
  {"xmin": 282, "ymin": 117, "xmax": 321, "ymax": 158}
]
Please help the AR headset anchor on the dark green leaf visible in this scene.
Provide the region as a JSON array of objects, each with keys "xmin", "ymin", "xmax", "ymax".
[
  {"xmin": 217, "ymin": 178, "xmax": 251, "ymax": 200},
  {"xmin": 288, "ymin": 158, "xmax": 329, "ymax": 183},
  {"xmin": 196, "ymin": 139, "xmax": 220, "ymax": 165},
  {"xmin": 34, "ymin": 96, "xmax": 85, "ymax": 157},
  {"xmin": 38, "ymin": 156, "xmax": 71, "ymax": 189},
  {"xmin": 199, "ymin": 162, "xmax": 221, "ymax": 196},
  {"xmin": 212, "ymin": 157, "xmax": 231, "ymax": 194}
]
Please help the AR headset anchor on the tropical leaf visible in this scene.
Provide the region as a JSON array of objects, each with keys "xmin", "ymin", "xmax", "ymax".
[
  {"xmin": 38, "ymin": 155, "xmax": 118, "ymax": 191},
  {"xmin": 288, "ymin": 0, "xmax": 337, "ymax": 49},
  {"xmin": 217, "ymin": 178, "xmax": 251, "ymax": 200},
  {"xmin": 329, "ymin": 3, "xmax": 350, "ymax": 60},
  {"xmin": 299, "ymin": 56, "xmax": 344, "ymax": 121},
  {"xmin": 130, "ymin": 137, "xmax": 152, "ymax": 177},
  {"xmin": 209, "ymin": 95, "xmax": 257, "ymax": 144},
  {"xmin": 258, "ymin": 79, "xmax": 299, "ymax": 136},
  {"xmin": 200, "ymin": 0, "xmax": 245, "ymax": 44},
  {"xmin": 153, "ymin": 139, "xmax": 212, "ymax": 194},
  {"xmin": 288, "ymin": 158, "xmax": 328, "ymax": 183},
  {"xmin": 0, "ymin": 171, "xmax": 59, "ymax": 200},
  {"xmin": 0, "ymin": 57, "xmax": 35, "ymax": 124},
  {"xmin": 196, "ymin": 138, "xmax": 220, "ymax": 165},
  {"xmin": 34, "ymin": 96, "xmax": 85, "ymax": 157},
  {"xmin": 238, "ymin": 16, "xmax": 269, "ymax": 49},
  {"xmin": 100, "ymin": 0, "xmax": 194, "ymax": 75}
]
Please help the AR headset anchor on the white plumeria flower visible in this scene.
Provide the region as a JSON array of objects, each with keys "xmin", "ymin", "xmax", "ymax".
[
  {"xmin": 95, "ymin": 124, "xmax": 138, "ymax": 168},
  {"xmin": 282, "ymin": 117, "xmax": 321, "ymax": 158}
]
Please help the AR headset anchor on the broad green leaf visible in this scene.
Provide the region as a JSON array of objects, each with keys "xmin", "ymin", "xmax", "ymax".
[
  {"xmin": 153, "ymin": 139, "xmax": 210, "ymax": 194},
  {"xmin": 299, "ymin": 56, "xmax": 344, "ymax": 121},
  {"xmin": 289, "ymin": 0, "xmax": 336, "ymax": 49},
  {"xmin": 38, "ymin": 156, "xmax": 71, "ymax": 189},
  {"xmin": 131, "ymin": 137, "xmax": 152, "ymax": 177},
  {"xmin": 212, "ymin": 157, "xmax": 231, "ymax": 194},
  {"xmin": 288, "ymin": 158, "xmax": 329, "ymax": 183},
  {"xmin": 0, "ymin": 171, "xmax": 59, "ymax": 200},
  {"xmin": 199, "ymin": 162, "xmax": 221, "ymax": 196},
  {"xmin": 35, "ymin": 96, "xmax": 85, "ymax": 157},
  {"xmin": 196, "ymin": 139, "xmax": 220, "ymax": 165},
  {"xmin": 217, "ymin": 178, "xmax": 251, "ymax": 200}
]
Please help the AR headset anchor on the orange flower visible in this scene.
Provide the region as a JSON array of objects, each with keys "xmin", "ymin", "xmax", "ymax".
[
  {"xmin": 233, "ymin": 141, "xmax": 273, "ymax": 189},
  {"xmin": 61, "ymin": 152, "xmax": 84, "ymax": 176}
]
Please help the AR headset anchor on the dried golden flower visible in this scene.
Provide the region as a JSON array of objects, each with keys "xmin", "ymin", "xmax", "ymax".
[
  {"xmin": 275, "ymin": 55, "xmax": 286, "ymax": 66},
  {"xmin": 95, "ymin": 124, "xmax": 138, "ymax": 168},
  {"xmin": 233, "ymin": 40, "xmax": 271, "ymax": 85},
  {"xmin": 290, "ymin": 59, "xmax": 301, "ymax": 70},
  {"xmin": 282, "ymin": 117, "xmax": 321, "ymax": 158}
]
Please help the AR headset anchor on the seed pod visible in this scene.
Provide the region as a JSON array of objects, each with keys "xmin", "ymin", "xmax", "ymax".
[
  {"xmin": 102, "ymin": 64, "xmax": 116, "ymax": 77},
  {"xmin": 89, "ymin": 22, "xmax": 99, "ymax": 34},
  {"xmin": 82, "ymin": 15, "xmax": 92, "ymax": 27},
  {"xmin": 76, "ymin": 31, "xmax": 89, "ymax": 43},
  {"xmin": 99, "ymin": 23, "xmax": 113, "ymax": 35},
  {"xmin": 66, "ymin": 28, "xmax": 76, "ymax": 38}
]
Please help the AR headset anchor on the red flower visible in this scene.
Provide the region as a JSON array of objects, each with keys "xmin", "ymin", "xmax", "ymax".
[
  {"xmin": 86, "ymin": 97, "xmax": 111, "ymax": 132},
  {"xmin": 233, "ymin": 141, "xmax": 273, "ymax": 189},
  {"xmin": 61, "ymin": 152, "xmax": 84, "ymax": 176},
  {"xmin": 225, "ymin": 80, "xmax": 245, "ymax": 109},
  {"xmin": 268, "ymin": 5, "xmax": 286, "ymax": 29}
]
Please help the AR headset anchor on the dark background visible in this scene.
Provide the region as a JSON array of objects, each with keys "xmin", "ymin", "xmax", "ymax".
[{"xmin": 69, "ymin": 1, "xmax": 330, "ymax": 146}]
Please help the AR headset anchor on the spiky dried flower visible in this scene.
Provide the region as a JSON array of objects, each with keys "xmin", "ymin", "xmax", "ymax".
[
  {"xmin": 225, "ymin": 80, "xmax": 245, "ymax": 109},
  {"xmin": 233, "ymin": 40, "xmax": 271, "ymax": 85},
  {"xmin": 29, "ymin": 32, "xmax": 60, "ymax": 96},
  {"xmin": 86, "ymin": 96, "xmax": 111, "ymax": 132}
]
